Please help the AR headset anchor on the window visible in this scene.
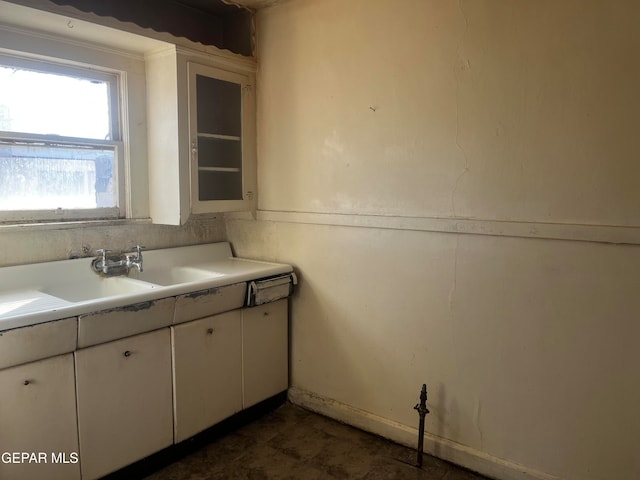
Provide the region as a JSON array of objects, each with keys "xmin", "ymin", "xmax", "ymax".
[{"xmin": 0, "ymin": 54, "xmax": 124, "ymax": 222}]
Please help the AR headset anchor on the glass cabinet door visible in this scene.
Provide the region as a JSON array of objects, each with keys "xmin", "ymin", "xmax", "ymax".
[{"xmin": 188, "ymin": 63, "xmax": 251, "ymax": 209}]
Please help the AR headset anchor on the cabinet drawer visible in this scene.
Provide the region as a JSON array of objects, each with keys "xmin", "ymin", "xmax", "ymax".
[
  {"xmin": 174, "ymin": 282, "xmax": 246, "ymax": 324},
  {"xmin": 0, "ymin": 317, "xmax": 77, "ymax": 370},
  {"xmin": 78, "ymin": 297, "xmax": 175, "ymax": 348}
]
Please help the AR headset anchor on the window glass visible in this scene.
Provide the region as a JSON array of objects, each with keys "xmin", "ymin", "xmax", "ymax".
[
  {"xmin": 0, "ymin": 144, "xmax": 115, "ymax": 210},
  {"xmin": 0, "ymin": 58, "xmax": 121, "ymax": 218},
  {"xmin": 0, "ymin": 66, "xmax": 112, "ymax": 140}
]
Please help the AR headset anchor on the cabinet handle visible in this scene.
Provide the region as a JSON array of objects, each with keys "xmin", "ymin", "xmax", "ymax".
[
  {"xmin": 206, "ymin": 328, "xmax": 214, "ymax": 335},
  {"xmin": 123, "ymin": 350, "xmax": 132, "ymax": 357},
  {"xmin": 263, "ymin": 311, "xmax": 269, "ymax": 317},
  {"xmin": 23, "ymin": 380, "xmax": 31, "ymax": 386}
]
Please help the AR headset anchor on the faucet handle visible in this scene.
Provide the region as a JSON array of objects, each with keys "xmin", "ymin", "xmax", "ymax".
[
  {"xmin": 125, "ymin": 245, "xmax": 145, "ymax": 273},
  {"xmin": 92, "ymin": 249, "xmax": 112, "ymax": 275},
  {"xmin": 124, "ymin": 245, "xmax": 144, "ymax": 256}
]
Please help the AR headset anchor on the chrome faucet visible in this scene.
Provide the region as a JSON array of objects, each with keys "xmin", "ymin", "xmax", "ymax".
[
  {"xmin": 125, "ymin": 245, "xmax": 144, "ymax": 272},
  {"xmin": 92, "ymin": 245, "xmax": 144, "ymax": 275}
]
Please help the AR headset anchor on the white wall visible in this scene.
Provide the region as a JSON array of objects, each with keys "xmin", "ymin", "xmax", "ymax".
[{"xmin": 226, "ymin": 1, "xmax": 640, "ymax": 479}]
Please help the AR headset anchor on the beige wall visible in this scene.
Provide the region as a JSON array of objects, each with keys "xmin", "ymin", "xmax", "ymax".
[
  {"xmin": 226, "ymin": 1, "xmax": 640, "ymax": 480},
  {"xmin": 254, "ymin": 0, "xmax": 640, "ymax": 225}
]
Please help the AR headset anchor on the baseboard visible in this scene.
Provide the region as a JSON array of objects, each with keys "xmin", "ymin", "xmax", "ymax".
[{"xmin": 288, "ymin": 387, "xmax": 560, "ymax": 480}]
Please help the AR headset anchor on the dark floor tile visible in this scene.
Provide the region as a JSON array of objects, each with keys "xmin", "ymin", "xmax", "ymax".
[
  {"xmin": 144, "ymin": 402, "xmax": 491, "ymax": 480},
  {"xmin": 443, "ymin": 468, "xmax": 489, "ymax": 480},
  {"xmin": 200, "ymin": 432, "xmax": 258, "ymax": 466},
  {"xmin": 303, "ymin": 411, "xmax": 371, "ymax": 444},
  {"xmin": 266, "ymin": 424, "xmax": 334, "ymax": 461},
  {"xmin": 268, "ymin": 403, "xmax": 315, "ymax": 425},
  {"xmin": 232, "ymin": 405, "xmax": 308, "ymax": 444},
  {"xmin": 306, "ymin": 438, "xmax": 383, "ymax": 479},
  {"xmin": 207, "ymin": 444, "xmax": 339, "ymax": 480},
  {"xmin": 361, "ymin": 458, "xmax": 447, "ymax": 480}
]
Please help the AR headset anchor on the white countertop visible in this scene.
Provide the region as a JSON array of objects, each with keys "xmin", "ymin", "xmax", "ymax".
[{"xmin": 0, "ymin": 243, "xmax": 292, "ymax": 331}]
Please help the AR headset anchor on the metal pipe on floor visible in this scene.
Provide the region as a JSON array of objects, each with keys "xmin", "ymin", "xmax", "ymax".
[{"xmin": 413, "ymin": 384, "xmax": 430, "ymax": 468}]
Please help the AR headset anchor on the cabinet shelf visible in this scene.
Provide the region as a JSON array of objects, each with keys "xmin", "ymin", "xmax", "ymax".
[
  {"xmin": 197, "ymin": 133, "xmax": 241, "ymax": 141},
  {"xmin": 198, "ymin": 167, "xmax": 241, "ymax": 173}
]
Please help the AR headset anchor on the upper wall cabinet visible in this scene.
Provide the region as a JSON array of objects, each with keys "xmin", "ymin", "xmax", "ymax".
[
  {"xmin": 146, "ymin": 46, "xmax": 256, "ymax": 225},
  {"xmin": 189, "ymin": 63, "xmax": 251, "ymax": 213}
]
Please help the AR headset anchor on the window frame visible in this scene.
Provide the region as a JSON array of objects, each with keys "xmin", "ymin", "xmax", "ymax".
[{"xmin": 0, "ymin": 52, "xmax": 127, "ymax": 223}]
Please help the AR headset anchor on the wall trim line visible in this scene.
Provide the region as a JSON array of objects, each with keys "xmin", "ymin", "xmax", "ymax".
[
  {"xmin": 254, "ymin": 210, "xmax": 640, "ymax": 245},
  {"xmin": 288, "ymin": 387, "xmax": 561, "ymax": 480}
]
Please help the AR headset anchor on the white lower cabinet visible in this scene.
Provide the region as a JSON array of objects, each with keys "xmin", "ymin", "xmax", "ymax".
[
  {"xmin": 242, "ymin": 299, "xmax": 289, "ymax": 408},
  {"xmin": 172, "ymin": 310, "xmax": 243, "ymax": 443},
  {"xmin": 0, "ymin": 291, "xmax": 289, "ymax": 478},
  {"xmin": 0, "ymin": 353, "xmax": 80, "ymax": 480},
  {"xmin": 75, "ymin": 329, "xmax": 173, "ymax": 480}
]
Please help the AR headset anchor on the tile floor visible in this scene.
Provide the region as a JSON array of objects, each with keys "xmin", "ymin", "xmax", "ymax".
[{"xmin": 139, "ymin": 402, "xmax": 490, "ymax": 480}]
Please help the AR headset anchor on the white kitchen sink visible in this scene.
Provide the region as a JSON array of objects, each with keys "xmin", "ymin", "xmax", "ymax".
[
  {"xmin": 0, "ymin": 242, "xmax": 293, "ymax": 331},
  {"xmin": 41, "ymin": 276, "xmax": 157, "ymax": 303},
  {"xmin": 128, "ymin": 266, "xmax": 223, "ymax": 286}
]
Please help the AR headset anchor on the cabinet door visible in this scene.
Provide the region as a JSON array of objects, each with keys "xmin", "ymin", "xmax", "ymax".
[
  {"xmin": 172, "ymin": 310, "xmax": 242, "ymax": 443},
  {"xmin": 188, "ymin": 62, "xmax": 256, "ymax": 213},
  {"xmin": 0, "ymin": 354, "xmax": 80, "ymax": 480},
  {"xmin": 242, "ymin": 299, "xmax": 289, "ymax": 408},
  {"xmin": 75, "ymin": 329, "xmax": 173, "ymax": 480}
]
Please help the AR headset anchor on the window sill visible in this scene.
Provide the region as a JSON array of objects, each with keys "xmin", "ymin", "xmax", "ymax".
[{"xmin": 0, "ymin": 217, "xmax": 152, "ymax": 232}]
